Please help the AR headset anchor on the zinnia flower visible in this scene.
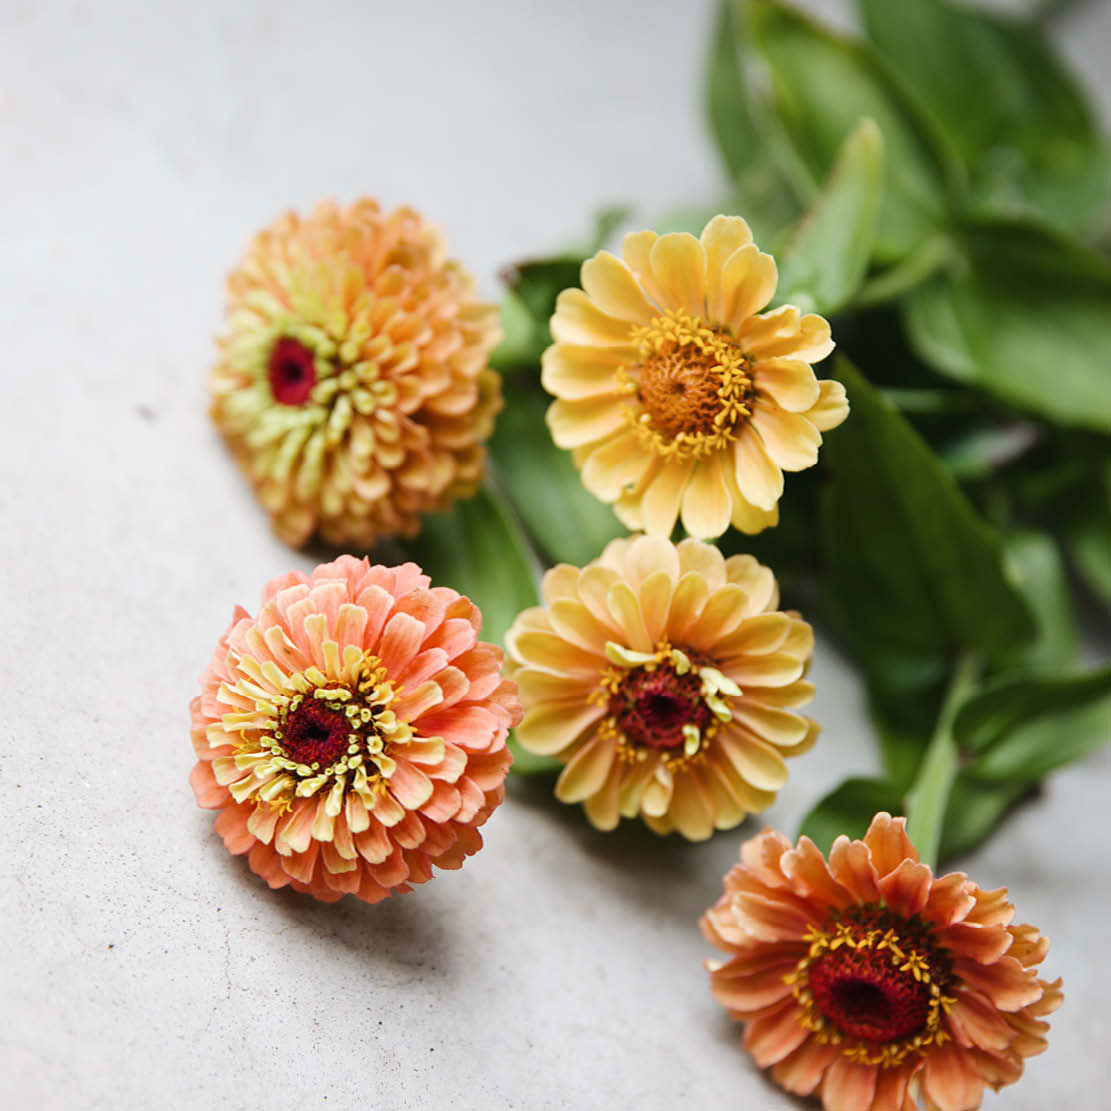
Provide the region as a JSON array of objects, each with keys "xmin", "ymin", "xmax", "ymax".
[
  {"xmin": 701, "ymin": 814, "xmax": 1062, "ymax": 1111},
  {"xmin": 189, "ymin": 555, "xmax": 520, "ymax": 903},
  {"xmin": 210, "ymin": 198, "xmax": 503, "ymax": 547},
  {"xmin": 505, "ymin": 534, "xmax": 818, "ymax": 838},
  {"xmin": 542, "ymin": 215, "xmax": 848, "ymax": 538}
]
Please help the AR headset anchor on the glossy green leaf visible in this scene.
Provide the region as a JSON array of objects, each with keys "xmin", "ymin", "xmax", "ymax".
[
  {"xmin": 491, "ymin": 384, "xmax": 626, "ymax": 568},
  {"xmin": 746, "ymin": 0, "xmax": 950, "ymax": 262},
  {"xmin": 999, "ymin": 530, "xmax": 1077, "ymax": 672},
  {"xmin": 405, "ymin": 485, "xmax": 540, "ymax": 649},
  {"xmin": 858, "ymin": 0, "xmax": 1108, "ymax": 237},
  {"xmin": 938, "ymin": 774, "xmax": 1029, "ymax": 861},
  {"xmin": 776, "ymin": 118, "xmax": 883, "ymax": 313},
  {"xmin": 798, "ymin": 776, "xmax": 904, "ymax": 853},
  {"xmin": 956, "ymin": 667, "xmax": 1111, "ymax": 781},
  {"xmin": 904, "ymin": 218, "xmax": 1111, "ymax": 432},
  {"xmin": 821, "ymin": 358, "xmax": 1036, "ymax": 663}
]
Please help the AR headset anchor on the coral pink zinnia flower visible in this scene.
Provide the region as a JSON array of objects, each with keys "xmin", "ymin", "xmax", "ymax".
[
  {"xmin": 189, "ymin": 555, "xmax": 521, "ymax": 903},
  {"xmin": 702, "ymin": 814, "xmax": 1062, "ymax": 1111},
  {"xmin": 210, "ymin": 198, "xmax": 503, "ymax": 548},
  {"xmin": 506, "ymin": 535, "xmax": 818, "ymax": 839}
]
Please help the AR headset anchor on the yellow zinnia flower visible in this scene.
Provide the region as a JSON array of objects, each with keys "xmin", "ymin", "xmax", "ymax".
[
  {"xmin": 542, "ymin": 216, "xmax": 848, "ymax": 538},
  {"xmin": 505, "ymin": 535, "xmax": 818, "ymax": 839}
]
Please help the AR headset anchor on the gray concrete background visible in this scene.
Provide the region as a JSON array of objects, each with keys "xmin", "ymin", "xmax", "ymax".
[{"xmin": 2, "ymin": 1, "xmax": 1108, "ymax": 1107}]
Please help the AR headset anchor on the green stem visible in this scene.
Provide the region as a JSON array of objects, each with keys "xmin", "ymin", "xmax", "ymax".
[
  {"xmin": 905, "ymin": 653, "xmax": 981, "ymax": 870},
  {"xmin": 853, "ymin": 235, "xmax": 956, "ymax": 308}
]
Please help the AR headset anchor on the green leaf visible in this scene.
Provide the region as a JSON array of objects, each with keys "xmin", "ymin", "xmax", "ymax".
[
  {"xmin": 956, "ymin": 667, "xmax": 1111, "ymax": 783},
  {"xmin": 491, "ymin": 383, "xmax": 626, "ymax": 567},
  {"xmin": 705, "ymin": 0, "xmax": 763, "ymax": 181},
  {"xmin": 798, "ymin": 776, "xmax": 904, "ymax": 853},
  {"xmin": 821, "ymin": 358, "xmax": 1036, "ymax": 663},
  {"xmin": 858, "ymin": 0, "xmax": 1108, "ymax": 238},
  {"xmin": 776, "ymin": 118, "xmax": 883, "ymax": 313},
  {"xmin": 904, "ymin": 217, "xmax": 1111, "ymax": 432},
  {"xmin": 999, "ymin": 530, "xmax": 1077, "ymax": 672},
  {"xmin": 1063, "ymin": 464, "xmax": 1111, "ymax": 606},
  {"xmin": 746, "ymin": 0, "xmax": 950, "ymax": 262},
  {"xmin": 404, "ymin": 485, "xmax": 540, "ymax": 649},
  {"xmin": 939, "ymin": 774, "xmax": 1029, "ymax": 860}
]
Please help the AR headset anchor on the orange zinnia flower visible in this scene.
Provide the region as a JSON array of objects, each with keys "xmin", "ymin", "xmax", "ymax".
[
  {"xmin": 210, "ymin": 199, "xmax": 503, "ymax": 547},
  {"xmin": 702, "ymin": 814, "xmax": 1061, "ymax": 1111},
  {"xmin": 506, "ymin": 535, "xmax": 818, "ymax": 838},
  {"xmin": 542, "ymin": 216, "xmax": 848, "ymax": 539},
  {"xmin": 189, "ymin": 556, "xmax": 520, "ymax": 902}
]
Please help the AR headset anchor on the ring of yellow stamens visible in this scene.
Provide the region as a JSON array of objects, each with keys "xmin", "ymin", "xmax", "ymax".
[
  {"xmin": 213, "ymin": 650, "xmax": 414, "ymax": 814},
  {"xmin": 617, "ymin": 309, "xmax": 753, "ymax": 462},
  {"xmin": 783, "ymin": 909, "xmax": 956, "ymax": 1069},
  {"xmin": 590, "ymin": 640, "xmax": 742, "ymax": 768}
]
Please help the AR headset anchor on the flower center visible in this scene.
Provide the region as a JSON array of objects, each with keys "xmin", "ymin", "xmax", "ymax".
[
  {"xmin": 268, "ymin": 336, "xmax": 317, "ymax": 405},
  {"xmin": 786, "ymin": 905, "xmax": 954, "ymax": 1067},
  {"xmin": 279, "ymin": 700, "xmax": 351, "ymax": 768},
  {"xmin": 612, "ymin": 666, "xmax": 713, "ymax": 750},
  {"xmin": 594, "ymin": 642, "xmax": 740, "ymax": 764},
  {"xmin": 623, "ymin": 310, "xmax": 753, "ymax": 461}
]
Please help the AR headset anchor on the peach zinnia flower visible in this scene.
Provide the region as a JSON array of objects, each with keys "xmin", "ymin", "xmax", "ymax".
[
  {"xmin": 189, "ymin": 555, "xmax": 520, "ymax": 903},
  {"xmin": 702, "ymin": 814, "xmax": 1062, "ymax": 1111},
  {"xmin": 542, "ymin": 215, "xmax": 848, "ymax": 538},
  {"xmin": 505, "ymin": 535, "xmax": 818, "ymax": 838},
  {"xmin": 211, "ymin": 198, "xmax": 503, "ymax": 547}
]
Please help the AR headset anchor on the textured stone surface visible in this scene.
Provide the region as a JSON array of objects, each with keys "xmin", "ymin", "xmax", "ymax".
[{"xmin": 2, "ymin": 1, "xmax": 1108, "ymax": 1106}]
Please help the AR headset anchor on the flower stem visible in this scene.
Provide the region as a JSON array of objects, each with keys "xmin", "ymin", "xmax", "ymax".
[{"xmin": 905, "ymin": 652, "xmax": 981, "ymax": 870}]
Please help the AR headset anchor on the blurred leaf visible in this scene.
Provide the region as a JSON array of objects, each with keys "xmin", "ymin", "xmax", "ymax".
[
  {"xmin": 777, "ymin": 118, "xmax": 883, "ymax": 313},
  {"xmin": 821, "ymin": 358, "xmax": 1036, "ymax": 665},
  {"xmin": 491, "ymin": 384, "xmax": 626, "ymax": 567},
  {"xmin": 999, "ymin": 530, "xmax": 1077, "ymax": 672},
  {"xmin": 935, "ymin": 422, "xmax": 1039, "ymax": 480},
  {"xmin": 939, "ymin": 774, "xmax": 1030, "ymax": 860},
  {"xmin": 904, "ymin": 218, "xmax": 1111, "ymax": 432},
  {"xmin": 706, "ymin": 0, "xmax": 763, "ymax": 180},
  {"xmin": 746, "ymin": 0, "xmax": 950, "ymax": 262},
  {"xmin": 798, "ymin": 776, "xmax": 904, "ymax": 852},
  {"xmin": 1063, "ymin": 465, "xmax": 1111, "ymax": 606},
  {"xmin": 867, "ymin": 671, "xmax": 945, "ymax": 791},
  {"xmin": 406, "ymin": 485, "xmax": 540, "ymax": 648},
  {"xmin": 956, "ymin": 666, "xmax": 1111, "ymax": 772},
  {"xmin": 508, "ymin": 735, "xmax": 561, "ymax": 777},
  {"xmin": 858, "ymin": 0, "xmax": 1108, "ymax": 238}
]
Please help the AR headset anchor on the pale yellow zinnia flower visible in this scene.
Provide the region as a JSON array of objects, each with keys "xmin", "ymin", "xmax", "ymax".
[
  {"xmin": 542, "ymin": 216, "xmax": 848, "ymax": 538},
  {"xmin": 505, "ymin": 535, "xmax": 818, "ymax": 839}
]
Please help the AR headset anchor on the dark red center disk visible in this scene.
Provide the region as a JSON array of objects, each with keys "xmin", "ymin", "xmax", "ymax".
[
  {"xmin": 612, "ymin": 664, "xmax": 712, "ymax": 749},
  {"xmin": 268, "ymin": 336, "xmax": 317, "ymax": 405},
  {"xmin": 281, "ymin": 701, "xmax": 350, "ymax": 768},
  {"xmin": 808, "ymin": 941, "xmax": 933, "ymax": 1043}
]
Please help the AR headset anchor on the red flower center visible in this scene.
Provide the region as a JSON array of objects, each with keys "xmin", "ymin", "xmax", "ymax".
[
  {"xmin": 612, "ymin": 664, "xmax": 711, "ymax": 749},
  {"xmin": 280, "ymin": 700, "xmax": 351, "ymax": 768},
  {"xmin": 268, "ymin": 337, "xmax": 317, "ymax": 405}
]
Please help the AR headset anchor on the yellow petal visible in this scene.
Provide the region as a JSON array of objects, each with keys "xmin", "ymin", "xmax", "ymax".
[
  {"xmin": 511, "ymin": 630, "xmax": 605, "ymax": 677},
  {"xmin": 641, "ymin": 458, "xmax": 694, "ymax": 536},
  {"xmin": 583, "ymin": 761, "xmax": 624, "ymax": 831},
  {"xmin": 541, "ymin": 563, "xmax": 582, "ymax": 605},
  {"xmin": 606, "ymin": 580, "xmax": 653, "ymax": 653},
  {"xmin": 550, "ymin": 288, "xmax": 633, "ymax": 347},
  {"xmin": 638, "ymin": 570, "xmax": 675, "ymax": 644},
  {"xmin": 680, "ymin": 452, "xmax": 733, "ymax": 539},
  {"xmin": 549, "ymin": 599, "xmax": 614, "ymax": 652},
  {"xmin": 717, "ymin": 727, "xmax": 790, "ymax": 791},
  {"xmin": 668, "ymin": 773, "xmax": 716, "ymax": 840},
  {"xmin": 519, "ymin": 701, "xmax": 606, "ymax": 756},
  {"xmin": 716, "ymin": 245, "xmax": 778, "ymax": 331},
  {"xmin": 734, "ymin": 426, "xmax": 784, "ymax": 511},
  {"xmin": 723, "ymin": 651, "xmax": 805, "ymax": 688},
  {"xmin": 580, "ymin": 429, "xmax": 653, "ymax": 502},
  {"xmin": 684, "ymin": 583, "xmax": 750, "ymax": 651},
  {"xmin": 807, "ymin": 378, "xmax": 850, "ymax": 432},
  {"xmin": 732, "ymin": 701, "xmax": 810, "ymax": 747},
  {"xmin": 723, "ymin": 554, "xmax": 778, "ymax": 612},
  {"xmin": 649, "ymin": 233, "xmax": 708, "ymax": 318},
  {"xmin": 546, "ymin": 396, "xmax": 626, "ymax": 449},
  {"xmin": 555, "ymin": 731, "xmax": 618, "ymax": 802},
  {"xmin": 701, "ymin": 214, "xmax": 754, "ymax": 285},
  {"xmin": 580, "ymin": 250, "xmax": 659, "ymax": 325},
  {"xmin": 541, "ymin": 343, "xmax": 631, "ymax": 400},
  {"xmin": 576, "ymin": 563, "xmax": 624, "ymax": 629},
  {"xmin": 675, "ymin": 536, "xmax": 727, "ymax": 586},
  {"xmin": 753, "ymin": 358, "xmax": 821, "ymax": 412},
  {"xmin": 514, "ymin": 666, "xmax": 595, "ymax": 704},
  {"xmin": 714, "ymin": 612, "xmax": 791, "ymax": 657},
  {"xmin": 751, "ymin": 405, "xmax": 822, "ymax": 472},
  {"xmin": 665, "ymin": 571, "xmax": 712, "ymax": 641},
  {"xmin": 623, "ymin": 533, "xmax": 681, "ymax": 589}
]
